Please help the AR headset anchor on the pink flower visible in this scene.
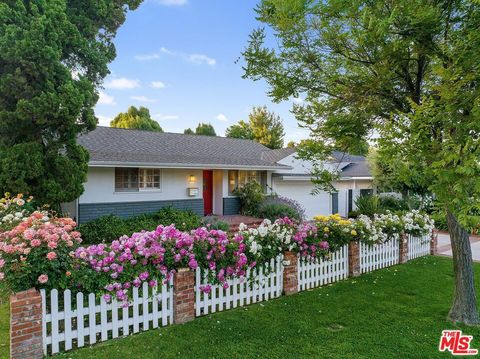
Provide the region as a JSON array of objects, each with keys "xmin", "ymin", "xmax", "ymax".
[
  {"xmin": 46, "ymin": 252, "xmax": 57, "ymax": 261},
  {"xmin": 0, "ymin": 272, "xmax": 4, "ymax": 280},
  {"xmin": 30, "ymin": 239, "xmax": 41, "ymax": 247},
  {"xmin": 38, "ymin": 274, "xmax": 48, "ymax": 284},
  {"xmin": 0, "ymin": 259, "xmax": 5, "ymax": 268}
]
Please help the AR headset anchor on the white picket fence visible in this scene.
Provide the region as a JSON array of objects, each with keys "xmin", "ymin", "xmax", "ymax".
[
  {"xmin": 408, "ymin": 234, "xmax": 431, "ymax": 260},
  {"xmin": 41, "ymin": 278, "xmax": 173, "ymax": 355},
  {"xmin": 195, "ymin": 256, "xmax": 283, "ymax": 316},
  {"xmin": 360, "ymin": 238, "xmax": 399, "ymax": 273},
  {"xmin": 297, "ymin": 245, "xmax": 349, "ymax": 291}
]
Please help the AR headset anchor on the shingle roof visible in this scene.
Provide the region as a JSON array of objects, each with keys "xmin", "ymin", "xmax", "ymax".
[
  {"xmin": 261, "ymin": 147, "xmax": 296, "ymax": 163},
  {"xmin": 339, "ymin": 161, "xmax": 371, "ymax": 178},
  {"xmin": 77, "ymin": 127, "xmax": 290, "ymax": 169}
]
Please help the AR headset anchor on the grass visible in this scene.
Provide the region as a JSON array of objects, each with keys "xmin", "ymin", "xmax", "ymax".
[{"xmin": 2, "ymin": 256, "xmax": 480, "ymax": 358}]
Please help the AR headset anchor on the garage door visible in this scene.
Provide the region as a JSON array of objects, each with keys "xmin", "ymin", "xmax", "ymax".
[{"xmin": 272, "ymin": 178, "xmax": 332, "ymax": 219}]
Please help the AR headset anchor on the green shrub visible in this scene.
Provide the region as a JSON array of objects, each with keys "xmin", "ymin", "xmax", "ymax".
[
  {"xmin": 79, "ymin": 215, "xmax": 128, "ymax": 244},
  {"xmin": 355, "ymin": 195, "xmax": 383, "ymax": 217},
  {"xmin": 233, "ymin": 181, "xmax": 264, "ymax": 216},
  {"xmin": 152, "ymin": 207, "xmax": 201, "ymax": 231},
  {"xmin": 202, "ymin": 215, "xmax": 230, "ymax": 231},
  {"xmin": 379, "ymin": 195, "xmax": 408, "ymax": 212},
  {"xmin": 348, "ymin": 210, "xmax": 360, "ymax": 219},
  {"xmin": 79, "ymin": 207, "xmax": 201, "ymax": 244}
]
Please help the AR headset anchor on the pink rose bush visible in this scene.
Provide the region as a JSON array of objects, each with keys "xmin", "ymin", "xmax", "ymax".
[{"xmin": 0, "ymin": 211, "xmax": 82, "ymax": 292}]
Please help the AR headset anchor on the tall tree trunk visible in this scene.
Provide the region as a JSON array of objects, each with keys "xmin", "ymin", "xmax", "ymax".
[{"xmin": 446, "ymin": 209, "xmax": 480, "ymax": 325}]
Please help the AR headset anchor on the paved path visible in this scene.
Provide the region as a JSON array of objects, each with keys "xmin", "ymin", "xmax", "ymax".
[{"xmin": 437, "ymin": 231, "xmax": 480, "ymax": 261}]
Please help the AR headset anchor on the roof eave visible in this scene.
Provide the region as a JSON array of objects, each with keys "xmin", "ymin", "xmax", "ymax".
[{"xmin": 88, "ymin": 161, "xmax": 292, "ymax": 171}]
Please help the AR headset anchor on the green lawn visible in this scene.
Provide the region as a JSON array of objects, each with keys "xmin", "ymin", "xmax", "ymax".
[{"xmin": 2, "ymin": 256, "xmax": 480, "ymax": 358}]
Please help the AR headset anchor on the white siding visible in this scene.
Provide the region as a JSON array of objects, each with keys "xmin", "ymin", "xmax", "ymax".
[
  {"xmin": 271, "ymin": 178, "xmax": 331, "ymax": 219},
  {"xmin": 79, "ymin": 167, "xmax": 203, "ymax": 204}
]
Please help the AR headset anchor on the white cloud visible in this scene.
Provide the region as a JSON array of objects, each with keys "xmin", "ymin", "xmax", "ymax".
[
  {"xmin": 156, "ymin": 0, "xmax": 187, "ymax": 6},
  {"xmin": 134, "ymin": 47, "xmax": 216, "ymax": 67},
  {"xmin": 96, "ymin": 115, "xmax": 113, "ymax": 127},
  {"xmin": 154, "ymin": 113, "xmax": 179, "ymax": 121},
  {"xmin": 97, "ymin": 92, "xmax": 116, "ymax": 105},
  {"xmin": 105, "ymin": 77, "xmax": 140, "ymax": 90},
  {"xmin": 135, "ymin": 53, "xmax": 160, "ymax": 61},
  {"xmin": 151, "ymin": 81, "xmax": 166, "ymax": 89},
  {"xmin": 189, "ymin": 54, "xmax": 216, "ymax": 66},
  {"xmin": 215, "ymin": 113, "xmax": 228, "ymax": 122},
  {"xmin": 131, "ymin": 95, "xmax": 157, "ymax": 103}
]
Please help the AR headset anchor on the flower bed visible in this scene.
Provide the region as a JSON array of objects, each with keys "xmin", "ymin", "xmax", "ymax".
[{"xmin": 0, "ymin": 194, "xmax": 434, "ymax": 305}]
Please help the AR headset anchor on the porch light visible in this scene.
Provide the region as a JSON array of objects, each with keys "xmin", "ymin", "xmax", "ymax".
[{"xmin": 189, "ymin": 175, "xmax": 196, "ymax": 183}]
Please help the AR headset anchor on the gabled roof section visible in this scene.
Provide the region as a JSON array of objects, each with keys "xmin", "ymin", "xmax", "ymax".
[
  {"xmin": 77, "ymin": 127, "xmax": 290, "ymax": 170},
  {"xmin": 268, "ymin": 148, "xmax": 372, "ymax": 179}
]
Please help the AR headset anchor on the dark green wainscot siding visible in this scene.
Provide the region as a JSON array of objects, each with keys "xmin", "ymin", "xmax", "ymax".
[
  {"xmin": 78, "ymin": 199, "xmax": 204, "ymax": 224},
  {"xmin": 223, "ymin": 197, "xmax": 241, "ymax": 215}
]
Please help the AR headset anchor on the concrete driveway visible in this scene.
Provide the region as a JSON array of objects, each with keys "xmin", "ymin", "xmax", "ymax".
[{"xmin": 437, "ymin": 231, "xmax": 480, "ymax": 262}]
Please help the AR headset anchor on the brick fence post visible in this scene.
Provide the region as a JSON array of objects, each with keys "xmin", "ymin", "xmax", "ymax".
[
  {"xmin": 173, "ymin": 268, "xmax": 195, "ymax": 324},
  {"xmin": 348, "ymin": 241, "xmax": 361, "ymax": 277},
  {"xmin": 10, "ymin": 288, "xmax": 43, "ymax": 359},
  {"xmin": 399, "ymin": 233, "xmax": 409, "ymax": 263},
  {"xmin": 283, "ymin": 251, "xmax": 298, "ymax": 295},
  {"xmin": 430, "ymin": 229, "xmax": 438, "ymax": 255}
]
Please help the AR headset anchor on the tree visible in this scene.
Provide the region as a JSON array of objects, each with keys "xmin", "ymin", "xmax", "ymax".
[
  {"xmin": 0, "ymin": 0, "xmax": 141, "ymax": 207},
  {"xmin": 225, "ymin": 120, "xmax": 253, "ymax": 140},
  {"xmin": 243, "ymin": 0, "xmax": 480, "ymax": 324},
  {"xmin": 110, "ymin": 106, "xmax": 163, "ymax": 132},
  {"xmin": 184, "ymin": 123, "xmax": 216, "ymax": 136},
  {"xmin": 226, "ymin": 106, "xmax": 285, "ymax": 149}
]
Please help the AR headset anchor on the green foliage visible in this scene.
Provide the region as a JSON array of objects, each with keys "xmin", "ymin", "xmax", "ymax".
[
  {"xmin": 226, "ymin": 106, "xmax": 284, "ymax": 149},
  {"xmin": 201, "ymin": 216, "xmax": 230, "ymax": 232},
  {"xmin": 110, "ymin": 106, "xmax": 163, "ymax": 132},
  {"xmin": 225, "ymin": 120, "xmax": 253, "ymax": 139},
  {"xmin": 0, "ymin": 0, "xmax": 141, "ymax": 206},
  {"xmin": 233, "ymin": 181, "xmax": 264, "ymax": 216},
  {"xmin": 184, "ymin": 123, "xmax": 216, "ymax": 136},
  {"xmin": 79, "ymin": 207, "xmax": 202, "ymax": 244},
  {"xmin": 354, "ymin": 195, "xmax": 382, "ymax": 218},
  {"xmin": 379, "ymin": 196, "xmax": 409, "ymax": 213},
  {"xmin": 242, "ymin": 0, "xmax": 480, "ymax": 228}
]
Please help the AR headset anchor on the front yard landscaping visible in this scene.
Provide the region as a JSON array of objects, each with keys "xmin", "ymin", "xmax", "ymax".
[{"xmin": 1, "ymin": 256, "xmax": 478, "ymax": 358}]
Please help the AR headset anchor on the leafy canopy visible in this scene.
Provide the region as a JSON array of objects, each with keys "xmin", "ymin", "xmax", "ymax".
[
  {"xmin": 110, "ymin": 106, "xmax": 163, "ymax": 132},
  {"xmin": 0, "ymin": 0, "xmax": 141, "ymax": 206},
  {"xmin": 184, "ymin": 123, "xmax": 217, "ymax": 136},
  {"xmin": 243, "ymin": 0, "xmax": 480, "ymax": 225},
  {"xmin": 226, "ymin": 106, "xmax": 285, "ymax": 149}
]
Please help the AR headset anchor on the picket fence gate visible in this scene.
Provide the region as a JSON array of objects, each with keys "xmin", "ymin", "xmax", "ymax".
[
  {"xmin": 360, "ymin": 238, "xmax": 399, "ymax": 273},
  {"xmin": 408, "ymin": 234, "xmax": 431, "ymax": 260},
  {"xmin": 195, "ymin": 256, "xmax": 283, "ymax": 316},
  {"xmin": 41, "ymin": 278, "xmax": 173, "ymax": 355},
  {"xmin": 297, "ymin": 245, "xmax": 349, "ymax": 291}
]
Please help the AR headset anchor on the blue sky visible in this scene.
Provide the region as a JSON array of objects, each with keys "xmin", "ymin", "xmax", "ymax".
[{"xmin": 95, "ymin": 0, "xmax": 309, "ymax": 143}]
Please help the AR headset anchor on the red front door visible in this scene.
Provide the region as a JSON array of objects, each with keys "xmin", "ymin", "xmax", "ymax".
[{"xmin": 203, "ymin": 170, "xmax": 213, "ymax": 215}]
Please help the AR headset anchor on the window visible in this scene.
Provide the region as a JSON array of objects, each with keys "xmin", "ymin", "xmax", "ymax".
[
  {"xmin": 228, "ymin": 170, "xmax": 267, "ymax": 195},
  {"xmin": 139, "ymin": 168, "xmax": 161, "ymax": 190},
  {"xmin": 115, "ymin": 168, "xmax": 161, "ymax": 192},
  {"xmin": 115, "ymin": 168, "xmax": 139, "ymax": 192}
]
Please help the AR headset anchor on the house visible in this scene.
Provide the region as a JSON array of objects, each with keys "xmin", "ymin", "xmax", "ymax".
[
  {"xmin": 62, "ymin": 127, "xmax": 373, "ymax": 223},
  {"xmin": 266, "ymin": 148, "xmax": 374, "ymax": 218}
]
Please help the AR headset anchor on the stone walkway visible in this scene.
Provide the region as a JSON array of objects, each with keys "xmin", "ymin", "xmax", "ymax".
[{"xmin": 437, "ymin": 231, "xmax": 480, "ymax": 262}]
